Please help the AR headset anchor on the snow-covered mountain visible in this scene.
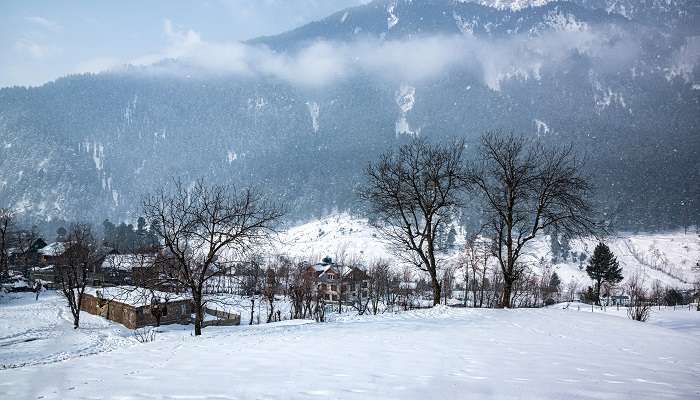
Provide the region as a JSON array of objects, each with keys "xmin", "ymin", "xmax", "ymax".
[{"xmin": 0, "ymin": 0, "xmax": 697, "ymax": 230}]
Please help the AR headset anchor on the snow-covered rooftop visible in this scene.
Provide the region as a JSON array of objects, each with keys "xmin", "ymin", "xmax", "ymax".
[
  {"xmin": 38, "ymin": 242, "xmax": 66, "ymax": 257},
  {"xmin": 84, "ymin": 286, "xmax": 190, "ymax": 308},
  {"xmin": 101, "ymin": 254, "xmax": 156, "ymax": 272}
]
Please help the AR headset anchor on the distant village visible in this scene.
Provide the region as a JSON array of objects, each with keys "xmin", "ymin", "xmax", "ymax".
[{"xmin": 2, "ymin": 219, "xmax": 698, "ymax": 335}]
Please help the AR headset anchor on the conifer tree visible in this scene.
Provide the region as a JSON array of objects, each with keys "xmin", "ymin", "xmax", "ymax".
[
  {"xmin": 586, "ymin": 242, "xmax": 623, "ymax": 305},
  {"xmin": 549, "ymin": 272, "xmax": 561, "ymax": 295}
]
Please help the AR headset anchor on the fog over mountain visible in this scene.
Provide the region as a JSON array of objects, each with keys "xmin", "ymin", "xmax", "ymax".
[{"xmin": 0, "ymin": 0, "xmax": 698, "ymax": 231}]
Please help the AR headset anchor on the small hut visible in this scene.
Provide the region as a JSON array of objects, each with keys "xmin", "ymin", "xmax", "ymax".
[{"xmin": 81, "ymin": 286, "xmax": 192, "ymax": 329}]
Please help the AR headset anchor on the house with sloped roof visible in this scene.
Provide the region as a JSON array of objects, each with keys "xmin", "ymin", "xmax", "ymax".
[
  {"xmin": 38, "ymin": 242, "xmax": 67, "ymax": 264},
  {"xmin": 81, "ymin": 286, "xmax": 192, "ymax": 329},
  {"xmin": 303, "ymin": 257, "xmax": 370, "ymax": 303},
  {"xmin": 99, "ymin": 253, "xmax": 157, "ymax": 285}
]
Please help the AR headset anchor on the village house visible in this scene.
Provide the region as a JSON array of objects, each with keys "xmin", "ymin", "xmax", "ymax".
[
  {"xmin": 34, "ymin": 241, "xmax": 113, "ymax": 286},
  {"xmin": 339, "ymin": 265, "xmax": 370, "ymax": 302},
  {"xmin": 81, "ymin": 286, "xmax": 192, "ymax": 329},
  {"xmin": 304, "ymin": 257, "xmax": 370, "ymax": 304},
  {"xmin": 305, "ymin": 261, "xmax": 341, "ymax": 301},
  {"xmin": 99, "ymin": 253, "xmax": 157, "ymax": 286},
  {"xmin": 29, "ymin": 242, "xmax": 68, "ymax": 287},
  {"xmin": 602, "ymin": 294, "xmax": 631, "ymax": 306},
  {"xmin": 37, "ymin": 241, "xmax": 66, "ymax": 265}
]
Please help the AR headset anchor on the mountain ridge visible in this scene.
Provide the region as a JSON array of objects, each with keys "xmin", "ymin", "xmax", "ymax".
[{"xmin": 0, "ymin": 0, "xmax": 697, "ymax": 232}]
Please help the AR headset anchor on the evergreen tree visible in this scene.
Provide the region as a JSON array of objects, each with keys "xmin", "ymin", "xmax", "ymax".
[
  {"xmin": 56, "ymin": 227, "xmax": 67, "ymax": 242},
  {"xmin": 548, "ymin": 272, "xmax": 561, "ymax": 295},
  {"xmin": 102, "ymin": 219, "xmax": 115, "ymax": 246},
  {"xmin": 550, "ymin": 233, "xmax": 561, "ymax": 263},
  {"xmin": 585, "ymin": 242, "xmax": 623, "ymax": 305},
  {"xmin": 137, "ymin": 217, "xmax": 146, "ymax": 234},
  {"xmin": 560, "ymin": 236, "xmax": 571, "ymax": 261},
  {"xmin": 446, "ymin": 227, "xmax": 457, "ymax": 250}
]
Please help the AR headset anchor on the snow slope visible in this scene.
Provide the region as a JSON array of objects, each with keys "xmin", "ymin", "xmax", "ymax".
[
  {"xmin": 1, "ymin": 301, "xmax": 699, "ymax": 399},
  {"xmin": 278, "ymin": 214, "xmax": 700, "ymax": 289},
  {"xmin": 279, "ymin": 213, "xmax": 393, "ymax": 264}
]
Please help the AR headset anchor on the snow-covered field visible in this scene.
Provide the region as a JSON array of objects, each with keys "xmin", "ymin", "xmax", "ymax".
[
  {"xmin": 2, "ymin": 292, "xmax": 700, "ymax": 399},
  {"xmin": 279, "ymin": 214, "xmax": 700, "ymax": 289},
  {"xmin": 0, "ymin": 292, "xmax": 133, "ymax": 369}
]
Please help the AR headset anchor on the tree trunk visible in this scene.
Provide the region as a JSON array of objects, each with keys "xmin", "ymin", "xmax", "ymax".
[
  {"xmin": 193, "ymin": 294, "xmax": 204, "ymax": 336},
  {"xmin": 431, "ymin": 276, "xmax": 442, "ymax": 306},
  {"xmin": 500, "ymin": 278, "xmax": 513, "ymax": 308},
  {"xmin": 249, "ymin": 298, "xmax": 255, "ymax": 325}
]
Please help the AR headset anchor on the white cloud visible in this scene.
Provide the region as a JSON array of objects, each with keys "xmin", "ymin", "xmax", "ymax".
[
  {"xmin": 14, "ymin": 39, "xmax": 60, "ymax": 59},
  {"xmin": 73, "ymin": 57, "xmax": 123, "ymax": 75},
  {"xmin": 122, "ymin": 20, "xmax": 640, "ymax": 90},
  {"xmin": 25, "ymin": 16, "xmax": 62, "ymax": 32},
  {"xmin": 17, "ymin": 17, "xmax": 641, "ymax": 90}
]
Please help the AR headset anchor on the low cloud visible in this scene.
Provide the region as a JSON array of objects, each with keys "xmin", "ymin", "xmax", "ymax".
[{"xmin": 94, "ymin": 19, "xmax": 643, "ymax": 90}]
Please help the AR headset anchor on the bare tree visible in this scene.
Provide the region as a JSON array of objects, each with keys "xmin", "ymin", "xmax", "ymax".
[
  {"xmin": 12, "ymin": 225, "xmax": 41, "ymax": 279},
  {"xmin": 470, "ymin": 132, "xmax": 597, "ymax": 308},
  {"xmin": 55, "ymin": 224, "xmax": 99, "ymax": 329},
  {"xmin": 650, "ymin": 279, "xmax": 664, "ymax": 310},
  {"xmin": 627, "ymin": 272, "xmax": 652, "ymax": 322},
  {"xmin": 0, "ymin": 208, "xmax": 14, "ymax": 280},
  {"xmin": 262, "ymin": 262, "xmax": 282, "ymax": 323},
  {"xmin": 566, "ymin": 279, "xmax": 580, "ymax": 302},
  {"xmin": 441, "ymin": 266, "xmax": 455, "ymax": 305},
  {"xmin": 365, "ymin": 260, "xmax": 389, "ymax": 315},
  {"xmin": 334, "ymin": 244, "xmax": 349, "ymax": 314},
  {"xmin": 459, "ymin": 233, "xmax": 491, "ymax": 307},
  {"xmin": 142, "ymin": 179, "xmax": 283, "ymax": 336},
  {"xmin": 289, "ymin": 262, "xmax": 314, "ymax": 319},
  {"xmin": 358, "ymin": 138, "xmax": 470, "ymax": 305}
]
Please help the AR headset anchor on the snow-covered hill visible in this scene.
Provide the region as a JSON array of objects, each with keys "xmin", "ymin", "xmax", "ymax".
[{"xmin": 278, "ymin": 214, "xmax": 700, "ymax": 289}]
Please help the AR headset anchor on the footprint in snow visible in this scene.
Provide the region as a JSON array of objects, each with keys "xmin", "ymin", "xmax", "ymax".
[
  {"xmin": 305, "ymin": 390, "xmax": 333, "ymax": 396},
  {"xmin": 559, "ymin": 378, "xmax": 579, "ymax": 383}
]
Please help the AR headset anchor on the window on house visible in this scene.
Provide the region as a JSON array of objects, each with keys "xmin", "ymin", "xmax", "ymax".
[
  {"xmin": 162, "ymin": 304, "xmax": 168, "ymax": 316},
  {"xmin": 331, "ymin": 285, "xmax": 336, "ymax": 291},
  {"xmin": 362, "ymin": 282, "xmax": 368, "ymax": 288}
]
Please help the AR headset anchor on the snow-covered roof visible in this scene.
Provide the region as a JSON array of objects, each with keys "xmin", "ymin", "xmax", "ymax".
[
  {"xmin": 339, "ymin": 266, "xmax": 357, "ymax": 278},
  {"xmin": 101, "ymin": 254, "xmax": 156, "ymax": 272},
  {"xmin": 38, "ymin": 242, "xmax": 66, "ymax": 257},
  {"xmin": 84, "ymin": 286, "xmax": 190, "ymax": 308},
  {"xmin": 312, "ymin": 263, "xmax": 330, "ymax": 272}
]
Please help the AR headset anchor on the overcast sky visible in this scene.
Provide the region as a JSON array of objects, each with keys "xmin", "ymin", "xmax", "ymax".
[{"xmin": 0, "ymin": 0, "xmax": 369, "ymax": 88}]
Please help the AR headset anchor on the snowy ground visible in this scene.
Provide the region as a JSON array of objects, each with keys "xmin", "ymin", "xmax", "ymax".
[
  {"xmin": 0, "ymin": 292, "xmax": 133, "ymax": 369},
  {"xmin": 2, "ymin": 293, "xmax": 699, "ymax": 399}
]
